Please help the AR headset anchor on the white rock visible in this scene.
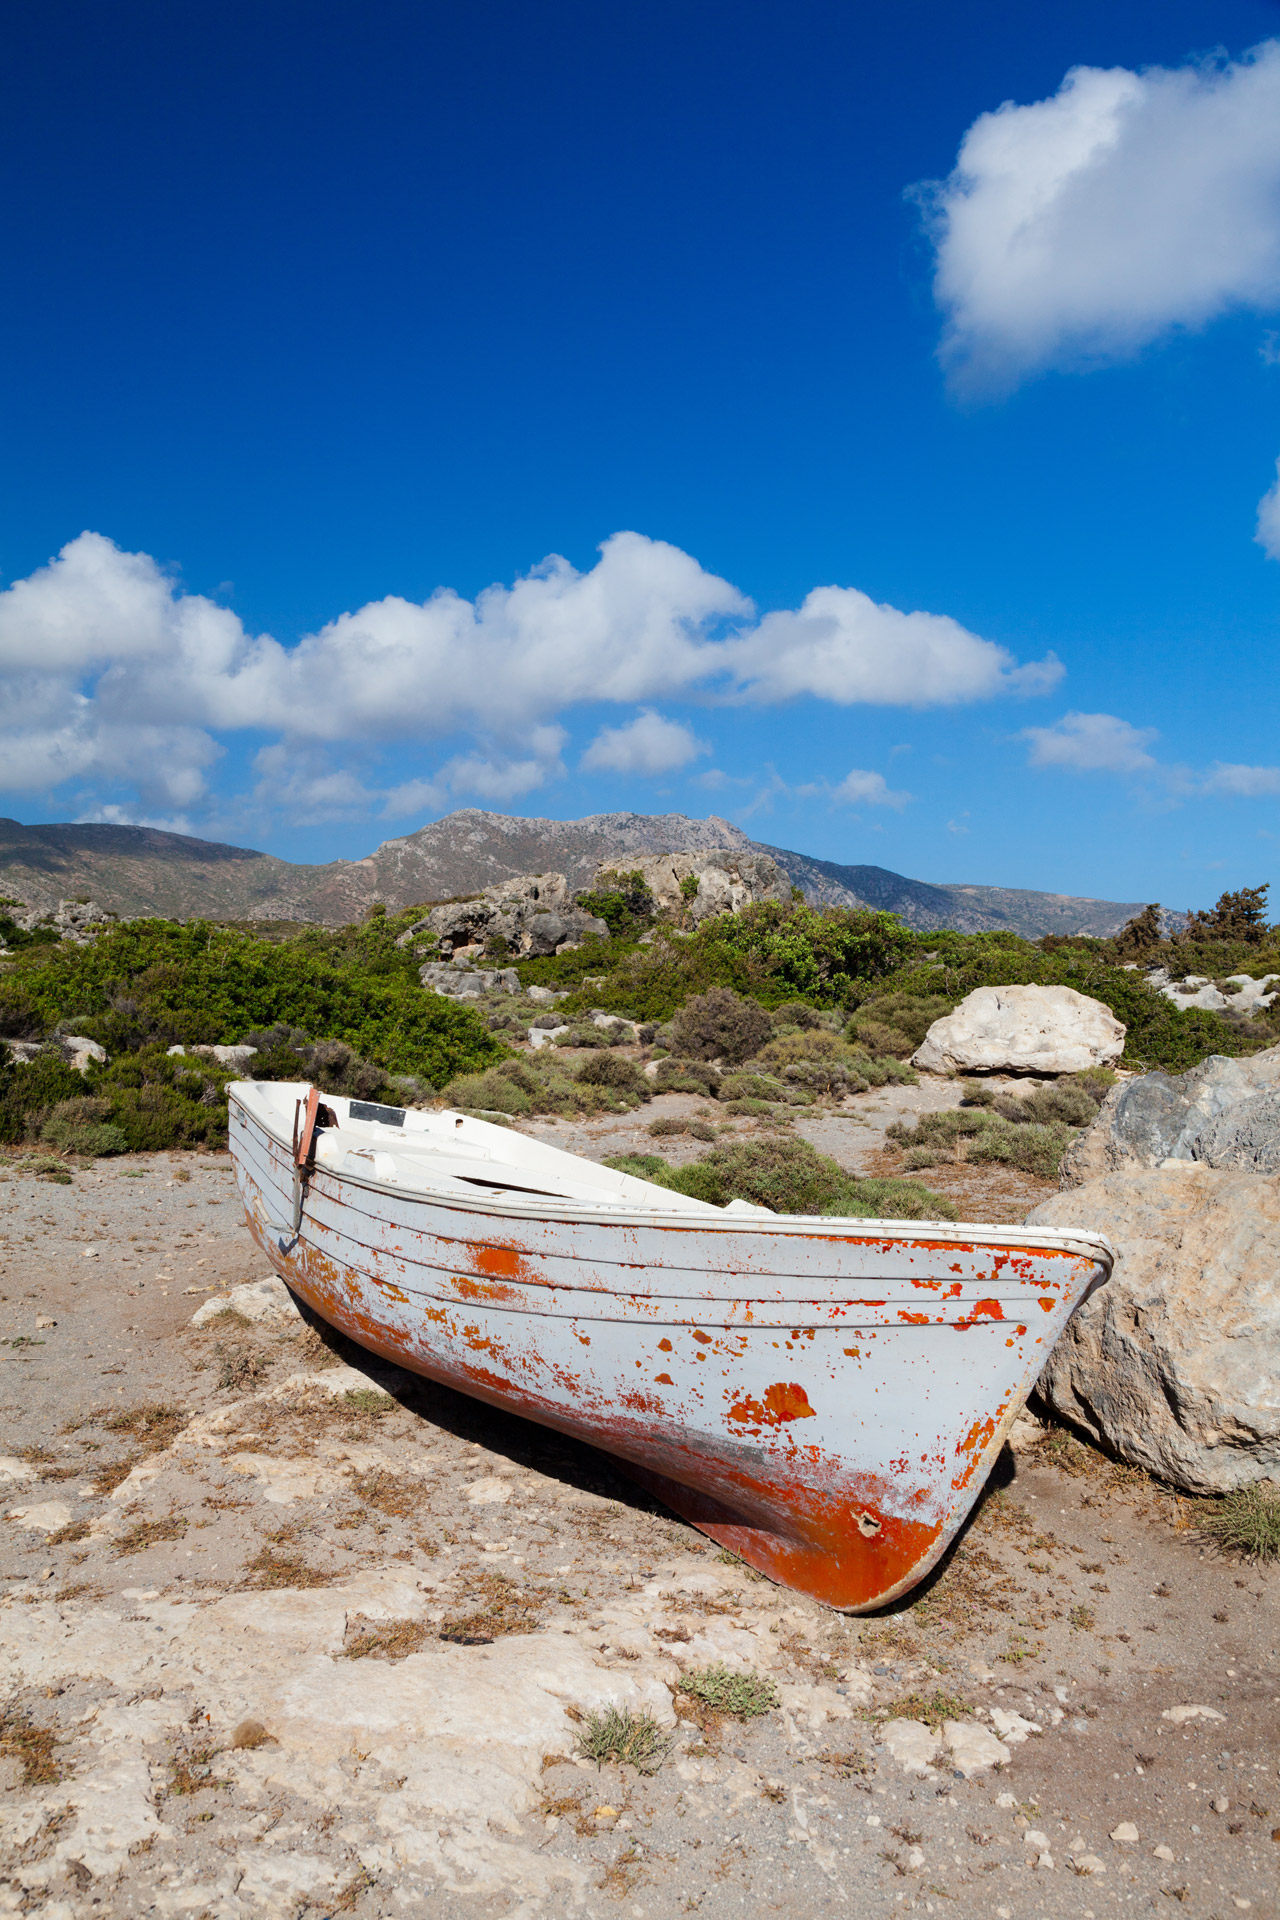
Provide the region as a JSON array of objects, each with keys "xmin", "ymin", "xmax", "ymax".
[
  {"xmin": 190, "ymin": 1275, "xmax": 296, "ymax": 1326},
  {"xmin": 906, "ymin": 1846, "xmax": 925, "ymax": 1869},
  {"xmin": 465, "ymin": 1476, "xmax": 513, "ymax": 1506},
  {"xmin": 1110, "ymin": 1822, "xmax": 1139, "ymax": 1844},
  {"xmin": 5, "ymin": 1501, "xmax": 72, "ymax": 1532},
  {"xmin": 1152, "ymin": 1844, "xmax": 1175, "ymax": 1861},
  {"xmin": 913, "ymin": 984, "xmax": 1125, "ymax": 1075},
  {"xmin": 1161, "ymin": 1704, "xmax": 1226, "ymax": 1725},
  {"xmin": 0, "ymin": 1457, "xmax": 37, "ymax": 1485},
  {"xmin": 942, "ymin": 1719, "xmax": 1011, "ymax": 1776},
  {"xmin": 880, "ymin": 1718, "xmax": 943, "ymax": 1773},
  {"xmin": 990, "ymin": 1707, "xmax": 1041, "ymax": 1744},
  {"xmin": 1031, "ymin": 1166, "xmax": 1280, "ymax": 1492},
  {"xmin": 1024, "ymin": 1828, "xmax": 1049, "ymax": 1848},
  {"xmin": 61, "ymin": 1034, "xmax": 107, "ymax": 1072},
  {"xmin": 1073, "ymin": 1853, "xmax": 1107, "ymax": 1875}
]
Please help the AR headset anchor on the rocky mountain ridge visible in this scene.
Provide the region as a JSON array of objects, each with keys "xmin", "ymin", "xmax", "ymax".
[{"xmin": 0, "ymin": 810, "xmax": 1146, "ymax": 938}]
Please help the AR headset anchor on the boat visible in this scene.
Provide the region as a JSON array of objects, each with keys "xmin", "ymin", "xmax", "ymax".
[{"xmin": 227, "ymin": 1079, "xmax": 1113, "ymax": 1612}]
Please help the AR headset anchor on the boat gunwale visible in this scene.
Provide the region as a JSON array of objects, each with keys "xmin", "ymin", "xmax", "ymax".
[{"xmin": 229, "ymin": 1084, "xmax": 1116, "ymax": 1270}]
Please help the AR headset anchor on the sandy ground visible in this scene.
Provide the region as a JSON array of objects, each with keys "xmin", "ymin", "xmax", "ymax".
[{"xmin": 1, "ymin": 1088, "xmax": 1277, "ymax": 1920}]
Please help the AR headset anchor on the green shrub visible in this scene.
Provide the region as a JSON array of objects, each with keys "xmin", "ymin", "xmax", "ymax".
[
  {"xmin": 887, "ymin": 1104, "xmax": 1078, "ymax": 1180},
  {"xmin": 574, "ymin": 1052, "xmax": 648, "ymax": 1097},
  {"xmin": 846, "ymin": 993, "xmax": 955, "ymax": 1059},
  {"xmin": 576, "ymin": 1704, "xmax": 672, "ymax": 1773},
  {"xmin": 441, "ymin": 1052, "xmax": 647, "ymax": 1118},
  {"xmin": 552, "ymin": 1024, "xmax": 612, "ymax": 1049},
  {"xmin": 0, "ymin": 1049, "xmax": 87, "ymax": 1144},
  {"xmin": 1195, "ymin": 1483, "xmax": 1280, "ymax": 1562},
  {"xmin": 680, "ymin": 1665, "xmax": 779, "ymax": 1718},
  {"xmin": 669, "ymin": 988, "xmax": 772, "ymax": 1066},
  {"xmin": 40, "ymin": 1097, "xmax": 128, "ymax": 1158},
  {"xmin": 574, "ymin": 870, "xmax": 657, "ymax": 939},
  {"xmin": 605, "ymin": 1135, "xmax": 956, "ymax": 1219},
  {"xmin": 0, "ymin": 916, "xmax": 503, "ymax": 1088},
  {"xmin": 653, "ymin": 1057, "xmax": 721, "ymax": 1097}
]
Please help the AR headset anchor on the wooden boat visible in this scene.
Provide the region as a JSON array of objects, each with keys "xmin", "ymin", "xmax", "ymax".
[{"xmin": 227, "ymin": 1080, "xmax": 1112, "ymax": 1612}]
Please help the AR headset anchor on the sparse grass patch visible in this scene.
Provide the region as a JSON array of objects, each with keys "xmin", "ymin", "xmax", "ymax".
[
  {"xmin": 343, "ymin": 1615, "xmax": 430, "ymax": 1661},
  {"xmin": 1196, "ymin": 1483, "xmax": 1280, "ymax": 1562},
  {"xmin": 161, "ymin": 1745, "xmax": 229, "ymax": 1798},
  {"xmin": 438, "ymin": 1570, "xmax": 543, "ymax": 1643},
  {"xmin": 680, "ymin": 1664, "xmax": 778, "ymax": 1719},
  {"xmin": 243, "ymin": 1526, "xmax": 333, "ymax": 1589},
  {"xmin": 343, "ymin": 1388, "xmax": 397, "ymax": 1416},
  {"xmin": 216, "ymin": 1341, "xmax": 271, "ymax": 1392},
  {"xmin": 0, "ymin": 1702, "xmax": 65, "ymax": 1786},
  {"xmin": 114, "ymin": 1512, "xmax": 188, "ymax": 1556},
  {"xmin": 869, "ymin": 1689, "xmax": 971, "ymax": 1730},
  {"xmin": 576, "ymin": 1704, "xmax": 673, "ymax": 1774},
  {"xmin": 351, "ymin": 1469, "xmax": 424, "ymax": 1518}
]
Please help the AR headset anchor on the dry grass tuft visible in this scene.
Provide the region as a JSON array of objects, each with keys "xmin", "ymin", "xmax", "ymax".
[
  {"xmin": 351, "ymin": 1469, "xmax": 424, "ymax": 1519},
  {"xmin": 343, "ymin": 1615, "xmax": 430, "ymax": 1661},
  {"xmin": 243, "ymin": 1525, "xmax": 332, "ymax": 1589},
  {"xmin": 0, "ymin": 1703, "xmax": 65, "ymax": 1787},
  {"xmin": 438, "ymin": 1570, "xmax": 543, "ymax": 1644},
  {"xmin": 1196, "ymin": 1483, "xmax": 1280, "ymax": 1563},
  {"xmin": 576, "ymin": 1704, "xmax": 672, "ymax": 1774},
  {"xmin": 113, "ymin": 1513, "xmax": 188, "ymax": 1556},
  {"xmin": 869, "ymin": 1689, "xmax": 971, "ymax": 1730}
]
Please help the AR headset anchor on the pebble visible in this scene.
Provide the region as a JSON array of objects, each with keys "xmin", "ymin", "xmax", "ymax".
[{"xmin": 1109, "ymin": 1822, "xmax": 1139, "ymax": 1844}]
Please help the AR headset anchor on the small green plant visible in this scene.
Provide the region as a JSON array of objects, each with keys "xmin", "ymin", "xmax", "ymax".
[
  {"xmin": 576, "ymin": 1705, "xmax": 674, "ymax": 1773},
  {"xmin": 343, "ymin": 1389, "xmax": 396, "ymax": 1416},
  {"xmin": 680, "ymin": 1664, "xmax": 779, "ymax": 1718},
  {"xmin": 1196, "ymin": 1483, "xmax": 1280, "ymax": 1562},
  {"xmin": 871, "ymin": 1689, "xmax": 971, "ymax": 1729},
  {"xmin": 605, "ymin": 1135, "xmax": 957, "ymax": 1220}
]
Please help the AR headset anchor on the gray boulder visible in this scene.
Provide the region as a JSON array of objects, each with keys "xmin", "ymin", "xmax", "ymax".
[
  {"xmin": 1029, "ymin": 1164, "xmax": 1280, "ymax": 1492},
  {"xmin": 1060, "ymin": 1045, "xmax": 1280, "ymax": 1187},
  {"xmin": 419, "ymin": 961, "xmax": 520, "ymax": 999},
  {"xmin": 596, "ymin": 849, "xmax": 791, "ymax": 925},
  {"xmin": 404, "ymin": 873, "xmax": 609, "ymax": 962}
]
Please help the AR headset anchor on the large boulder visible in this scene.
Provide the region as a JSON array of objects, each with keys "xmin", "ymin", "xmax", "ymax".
[
  {"xmin": 1028, "ymin": 1164, "xmax": 1280, "ymax": 1492},
  {"xmin": 1059, "ymin": 1044, "xmax": 1280, "ymax": 1187},
  {"xmin": 912, "ymin": 985, "xmax": 1125, "ymax": 1076},
  {"xmin": 403, "ymin": 874, "xmax": 609, "ymax": 962},
  {"xmin": 596, "ymin": 849, "xmax": 791, "ymax": 926}
]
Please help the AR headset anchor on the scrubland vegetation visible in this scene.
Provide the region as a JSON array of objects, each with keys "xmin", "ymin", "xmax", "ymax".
[{"xmin": 1, "ymin": 876, "xmax": 1275, "ymax": 1181}]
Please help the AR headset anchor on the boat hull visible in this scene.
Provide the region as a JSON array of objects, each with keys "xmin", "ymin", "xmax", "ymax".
[{"xmin": 228, "ymin": 1089, "xmax": 1109, "ymax": 1611}]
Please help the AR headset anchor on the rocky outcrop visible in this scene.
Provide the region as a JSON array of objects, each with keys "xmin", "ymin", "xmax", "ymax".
[
  {"xmin": 1059, "ymin": 1045, "xmax": 1280, "ymax": 1187},
  {"xmin": 404, "ymin": 873, "xmax": 609, "ymax": 963},
  {"xmin": 594, "ymin": 849, "xmax": 792, "ymax": 925},
  {"xmin": 912, "ymin": 985, "xmax": 1125, "ymax": 1076},
  {"xmin": 1028, "ymin": 1165, "xmax": 1280, "ymax": 1492},
  {"xmin": 1145, "ymin": 967, "xmax": 1279, "ymax": 1014},
  {"xmin": 419, "ymin": 961, "xmax": 521, "ymax": 999}
]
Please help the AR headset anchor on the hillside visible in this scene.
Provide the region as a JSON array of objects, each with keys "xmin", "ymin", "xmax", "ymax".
[{"xmin": 0, "ymin": 810, "xmax": 1145, "ymax": 937}]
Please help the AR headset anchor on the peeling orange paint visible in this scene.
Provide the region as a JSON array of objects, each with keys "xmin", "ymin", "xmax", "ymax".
[
  {"xmin": 654, "ymin": 1373, "xmax": 674, "ymax": 1386},
  {"xmin": 727, "ymin": 1381, "xmax": 817, "ymax": 1429}
]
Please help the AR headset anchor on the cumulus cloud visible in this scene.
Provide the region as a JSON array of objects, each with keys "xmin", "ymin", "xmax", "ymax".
[
  {"xmin": 1202, "ymin": 761, "xmax": 1280, "ymax": 796},
  {"xmin": 799, "ymin": 767, "xmax": 911, "ymax": 808},
  {"xmin": 0, "ymin": 529, "xmax": 1058, "ymax": 821},
  {"xmin": 1022, "ymin": 711, "xmax": 1159, "ymax": 773},
  {"xmin": 1257, "ymin": 458, "xmax": 1280, "ymax": 558},
  {"xmin": 922, "ymin": 41, "xmax": 1280, "ymax": 390},
  {"xmin": 579, "ymin": 710, "xmax": 707, "ymax": 776}
]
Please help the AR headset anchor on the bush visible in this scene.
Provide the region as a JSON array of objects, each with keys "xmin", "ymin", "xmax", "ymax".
[
  {"xmin": 574, "ymin": 870, "xmax": 657, "ymax": 939},
  {"xmin": 605, "ymin": 1135, "xmax": 957, "ymax": 1220},
  {"xmin": 668, "ymin": 988, "xmax": 772, "ymax": 1065},
  {"xmin": 846, "ymin": 993, "xmax": 955, "ymax": 1059},
  {"xmin": 886, "ymin": 1102, "xmax": 1080, "ymax": 1180},
  {"xmin": 0, "ymin": 1048, "xmax": 87, "ymax": 1144},
  {"xmin": 0, "ymin": 915, "xmax": 504, "ymax": 1089},
  {"xmin": 552, "ymin": 1024, "xmax": 613, "ymax": 1049},
  {"xmin": 40, "ymin": 1097, "xmax": 128, "ymax": 1158},
  {"xmin": 574, "ymin": 1052, "xmax": 648, "ymax": 1096},
  {"xmin": 653, "ymin": 1057, "xmax": 722, "ymax": 1097}
]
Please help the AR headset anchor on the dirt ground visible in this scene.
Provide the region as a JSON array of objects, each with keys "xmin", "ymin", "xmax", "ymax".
[{"xmin": 1, "ymin": 1084, "xmax": 1277, "ymax": 1920}]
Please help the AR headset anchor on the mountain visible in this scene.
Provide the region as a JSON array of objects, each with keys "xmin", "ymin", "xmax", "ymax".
[{"xmin": 0, "ymin": 811, "xmax": 1146, "ymax": 939}]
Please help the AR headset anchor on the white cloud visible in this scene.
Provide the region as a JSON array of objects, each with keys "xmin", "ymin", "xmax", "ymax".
[
  {"xmin": 799, "ymin": 767, "xmax": 911, "ymax": 808},
  {"xmin": 1257, "ymin": 457, "xmax": 1280, "ymax": 558},
  {"xmin": 1022, "ymin": 710, "xmax": 1159, "ymax": 773},
  {"xmin": 0, "ymin": 529, "xmax": 1058, "ymax": 822},
  {"xmin": 580, "ymin": 710, "xmax": 707, "ymax": 776},
  {"xmin": 720, "ymin": 585, "xmax": 1061, "ymax": 706},
  {"xmin": 922, "ymin": 41, "xmax": 1280, "ymax": 389},
  {"xmin": 1203, "ymin": 761, "xmax": 1280, "ymax": 795}
]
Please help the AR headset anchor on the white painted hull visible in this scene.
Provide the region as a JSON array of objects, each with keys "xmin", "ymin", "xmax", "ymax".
[{"xmin": 227, "ymin": 1081, "xmax": 1111, "ymax": 1610}]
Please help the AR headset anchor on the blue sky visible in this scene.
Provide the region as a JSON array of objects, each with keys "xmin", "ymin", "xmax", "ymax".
[{"xmin": 2, "ymin": 0, "xmax": 1280, "ymax": 910}]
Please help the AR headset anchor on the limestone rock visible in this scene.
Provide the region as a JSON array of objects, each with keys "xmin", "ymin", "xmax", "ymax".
[
  {"xmin": 406, "ymin": 873, "xmax": 609, "ymax": 965},
  {"xmin": 913, "ymin": 985, "xmax": 1125, "ymax": 1076},
  {"xmin": 593, "ymin": 849, "xmax": 791, "ymax": 925},
  {"xmin": 419, "ymin": 961, "xmax": 521, "ymax": 998},
  {"xmin": 1059, "ymin": 1045, "xmax": 1280, "ymax": 1188},
  {"xmin": 942, "ymin": 1720, "xmax": 1012, "ymax": 1776},
  {"xmin": 1029, "ymin": 1165, "xmax": 1280, "ymax": 1491},
  {"xmin": 190, "ymin": 1275, "xmax": 297, "ymax": 1326}
]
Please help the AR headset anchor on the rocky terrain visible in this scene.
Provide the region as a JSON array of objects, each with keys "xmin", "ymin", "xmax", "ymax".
[
  {"xmin": 0, "ymin": 810, "xmax": 1147, "ymax": 935},
  {"xmin": 2, "ymin": 1012, "xmax": 1279, "ymax": 1919}
]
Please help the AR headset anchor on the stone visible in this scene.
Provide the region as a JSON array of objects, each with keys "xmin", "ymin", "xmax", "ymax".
[
  {"xmin": 0, "ymin": 1457, "xmax": 38, "ymax": 1485},
  {"xmin": 60, "ymin": 1034, "xmax": 106, "ymax": 1072},
  {"xmin": 1073, "ymin": 1853, "xmax": 1106, "ymax": 1875},
  {"xmin": 1110, "ymin": 1822, "xmax": 1140, "ymax": 1844},
  {"xmin": 419, "ymin": 961, "xmax": 521, "ymax": 998},
  {"xmin": 192, "ymin": 1043, "xmax": 259, "ymax": 1072},
  {"xmin": 1161, "ymin": 1704, "xmax": 1226, "ymax": 1725},
  {"xmin": 1060, "ymin": 1046, "xmax": 1280, "ymax": 1187},
  {"xmin": 408, "ymin": 873, "xmax": 610, "ymax": 965},
  {"xmin": 591, "ymin": 849, "xmax": 792, "ymax": 926},
  {"xmin": 912, "ymin": 985, "xmax": 1125, "ymax": 1076},
  {"xmin": 880, "ymin": 1718, "xmax": 942, "ymax": 1773},
  {"xmin": 1029, "ymin": 1165, "xmax": 1280, "ymax": 1491},
  {"xmin": 989, "ymin": 1707, "xmax": 1041, "ymax": 1743},
  {"xmin": 190, "ymin": 1276, "xmax": 296, "ymax": 1326},
  {"xmin": 6, "ymin": 1501, "xmax": 73, "ymax": 1532},
  {"xmin": 1153, "ymin": 1844, "xmax": 1176, "ymax": 1861},
  {"xmin": 941, "ymin": 1719, "xmax": 1011, "ymax": 1776},
  {"xmin": 526, "ymin": 985, "xmax": 569, "ymax": 1005}
]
